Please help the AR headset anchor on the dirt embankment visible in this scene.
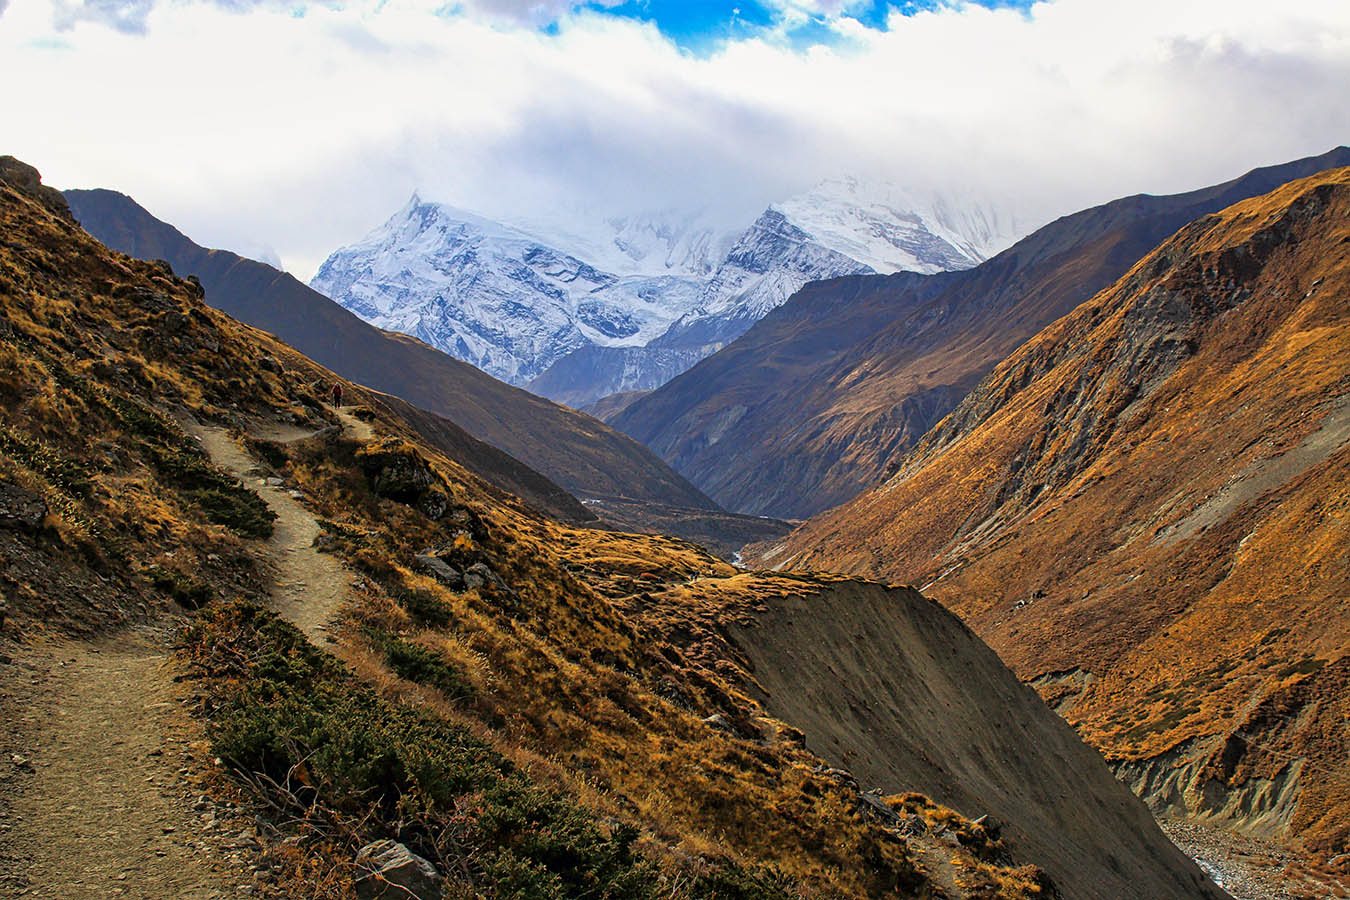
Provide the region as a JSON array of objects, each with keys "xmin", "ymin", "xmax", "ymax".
[{"xmin": 729, "ymin": 580, "xmax": 1229, "ymax": 900}]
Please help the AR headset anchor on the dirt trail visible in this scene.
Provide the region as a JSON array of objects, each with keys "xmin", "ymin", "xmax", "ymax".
[
  {"xmin": 0, "ymin": 628, "xmax": 249, "ymax": 899},
  {"xmin": 0, "ymin": 409, "xmax": 373, "ymax": 898},
  {"xmin": 191, "ymin": 408, "xmax": 370, "ymax": 643}
]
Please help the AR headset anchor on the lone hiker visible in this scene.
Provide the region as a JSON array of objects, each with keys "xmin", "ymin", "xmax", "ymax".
[{"xmin": 330, "ymin": 382, "xmax": 343, "ymax": 408}]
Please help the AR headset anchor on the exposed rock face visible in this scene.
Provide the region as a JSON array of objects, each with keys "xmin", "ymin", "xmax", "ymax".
[
  {"xmin": 358, "ymin": 439, "xmax": 438, "ymax": 504},
  {"xmin": 0, "ymin": 481, "xmax": 47, "ymax": 531},
  {"xmin": 759, "ymin": 167, "xmax": 1350, "ymax": 863},
  {"xmin": 0, "ymin": 157, "xmax": 72, "ymax": 222},
  {"xmin": 613, "ymin": 146, "xmax": 1350, "ymax": 518},
  {"xmin": 354, "ymin": 840, "xmax": 440, "ymax": 900},
  {"xmin": 412, "ymin": 554, "xmax": 464, "ymax": 589}
]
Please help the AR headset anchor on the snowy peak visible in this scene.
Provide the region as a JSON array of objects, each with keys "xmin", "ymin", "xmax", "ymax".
[
  {"xmin": 310, "ymin": 198, "xmax": 704, "ymax": 385},
  {"xmin": 504, "ymin": 207, "xmax": 739, "ymax": 279},
  {"xmin": 311, "ymin": 182, "xmax": 1030, "ymax": 399},
  {"xmin": 773, "ymin": 176, "xmax": 1021, "ymax": 275}
]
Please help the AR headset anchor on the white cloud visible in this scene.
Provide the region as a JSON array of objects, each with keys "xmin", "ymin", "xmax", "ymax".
[{"xmin": 2, "ymin": 0, "xmax": 1348, "ymax": 278}]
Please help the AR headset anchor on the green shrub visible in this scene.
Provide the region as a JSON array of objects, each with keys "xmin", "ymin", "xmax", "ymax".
[
  {"xmin": 147, "ymin": 566, "xmax": 214, "ymax": 609},
  {"xmin": 244, "ymin": 437, "xmax": 289, "ymax": 470},
  {"xmin": 391, "ymin": 585, "xmax": 457, "ymax": 628},
  {"xmin": 0, "ymin": 425, "xmax": 92, "ymax": 497},
  {"xmin": 364, "ymin": 627, "xmax": 473, "ymax": 700},
  {"xmin": 184, "ymin": 602, "xmax": 748, "ymax": 900},
  {"xmin": 148, "ymin": 446, "xmax": 275, "ymax": 538}
]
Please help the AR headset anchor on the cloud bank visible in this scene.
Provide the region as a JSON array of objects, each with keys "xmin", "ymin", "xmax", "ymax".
[{"xmin": 2, "ymin": 0, "xmax": 1348, "ymax": 278}]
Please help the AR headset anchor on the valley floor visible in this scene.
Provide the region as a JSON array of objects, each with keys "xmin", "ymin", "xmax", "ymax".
[{"xmin": 1161, "ymin": 818, "xmax": 1349, "ymax": 900}]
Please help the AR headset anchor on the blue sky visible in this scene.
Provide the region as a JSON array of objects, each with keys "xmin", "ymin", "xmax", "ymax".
[{"xmin": 586, "ymin": 0, "xmax": 1035, "ymax": 52}]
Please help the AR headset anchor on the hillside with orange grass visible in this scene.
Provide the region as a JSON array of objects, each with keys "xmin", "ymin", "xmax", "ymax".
[
  {"xmin": 0, "ymin": 158, "xmax": 1230, "ymax": 899},
  {"xmin": 753, "ymin": 167, "xmax": 1350, "ymax": 872}
]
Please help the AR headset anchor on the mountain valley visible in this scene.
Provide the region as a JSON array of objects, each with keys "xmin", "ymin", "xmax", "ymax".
[
  {"xmin": 613, "ymin": 148, "xmax": 1350, "ymax": 520},
  {"xmin": 61, "ymin": 187, "xmax": 793, "ymax": 556},
  {"xmin": 0, "ymin": 158, "xmax": 1233, "ymax": 900}
]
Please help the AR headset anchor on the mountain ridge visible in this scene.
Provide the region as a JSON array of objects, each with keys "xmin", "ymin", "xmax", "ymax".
[
  {"xmin": 750, "ymin": 166, "xmax": 1350, "ymax": 869},
  {"xmin": 315, "ymin": 183, "xmax": 1017, "ymax": 406},
  {"xmin": 612, "ymin": 146, "xmax": 1350, "ymax": 519}
]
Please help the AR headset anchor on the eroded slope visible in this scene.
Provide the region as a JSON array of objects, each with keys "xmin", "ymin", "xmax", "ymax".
[{"xmin": 756, "ymin": 168, "xmax": 1350, "ymax": 867}]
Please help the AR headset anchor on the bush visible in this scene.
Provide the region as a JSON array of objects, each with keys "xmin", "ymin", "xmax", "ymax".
[
  {"xmin": 364, "ymin": 627, "xmax": 473, "ymax": 700},
  {"xmin": 147, "ymin": 566, "xmax": 214, "ymax": 609},
  {"xmin": 391, "ymin": 585, "xmax": 456, "ymax": 628},
  {"xmin": 148, "ymin": 446, "xmax": 275, "ymax": 538},
  {"xmin": 0, "ymin": 425, "xmax": 91, "ymax": 497}
]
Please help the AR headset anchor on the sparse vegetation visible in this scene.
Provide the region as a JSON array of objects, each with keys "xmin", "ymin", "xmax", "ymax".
[
  {"xmin": 183, "ymin": 601, "xmax": 799, "ymax": 900},
  {"xmin": 146, "ymin": 445, "xmax": 276, "ymax": 538}
]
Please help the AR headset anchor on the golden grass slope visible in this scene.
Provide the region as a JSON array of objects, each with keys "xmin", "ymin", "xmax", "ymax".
[{"xmin": 754, "ymin": 167, "xmax": 1350, "ymax": 865}]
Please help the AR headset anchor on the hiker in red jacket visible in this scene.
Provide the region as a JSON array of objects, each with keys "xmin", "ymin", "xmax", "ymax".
[{"xmin": 330, "ymin": 382, "xmax": 343, "ymax": 408}]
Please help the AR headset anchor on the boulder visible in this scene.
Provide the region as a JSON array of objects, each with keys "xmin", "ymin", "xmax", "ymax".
[
  {"xmin": 0, "ymin": 156, "xmax": 73, "ymax": 221},
  {"xmin": 413, "ymin": 555, "xmax": 464, "ymax": 590},
  {"xmin": 358, "ymin": 440, "xmax": 435, "ymax": 504},
  {"xmin": 859, "ymin": 791, "xmax": 901, "ymax": 826},
  {"xmin": 464, "ymin": 561, "xmax": 509, "ymax": 594},
  {"xmin": 354, "ymin": 840, "xmax": 440, "ymax": 900},
  {"xmin": 0, "ymin": 481, "xmax": 47, "ymax": 531},
  {"xmin": 416, "ymin": 489, "xmax": 449, "ymax": 521}
]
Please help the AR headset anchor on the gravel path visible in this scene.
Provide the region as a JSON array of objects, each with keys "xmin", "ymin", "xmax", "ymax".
[
  {"xmin": 0, "ymin": 628, "xmax": 256, "ymax": 899},
  {"xmin": 191, "ymin": 408, "xmax": 368, "ymax": 645}
]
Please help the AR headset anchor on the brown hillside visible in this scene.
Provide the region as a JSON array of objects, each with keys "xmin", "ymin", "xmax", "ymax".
[
  {"xmin": 754, "ymin": 168, "xmax": 1350, "ymax": 867},
  {"xmin": 60, "ymin": 188, "xmax": 719, "ymax": 513},
  {"xmin": 613, "ymin": 147, "xmax": 1350, "ymax": 519},
  {"xmin": 0, "ymin": 161, "xmax": 1227, "ymax": 899},
  {"xmin": 581, "ymin": 388, "xmax": 652, "ymax": 423}
]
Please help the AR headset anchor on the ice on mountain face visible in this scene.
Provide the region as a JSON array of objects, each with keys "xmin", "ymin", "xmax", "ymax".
[
  {"xmin": 505, "ymin": 207, "xmax": 740, "ymax": 279},
  {"xmin": 773, "ymin": 176, "xmax": 1022, "ymax": 275},
  {"xmin": 312, "ymin": 181, "xmax": 1027, "ymax": 402},
  {"xmin": 310, "ymin": 197, "xmax": 706, "ymax": 385}
]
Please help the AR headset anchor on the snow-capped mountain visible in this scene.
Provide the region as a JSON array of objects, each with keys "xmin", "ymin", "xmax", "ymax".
[
  {"xmin": 532, "ymin": 181, "xmax": 1022, "ymax": 405},
  {"xmin": 773, "ymin": 176, "xmax": 1021, "ymax": 275},
  {"xmin": 505, "ymin": 208, "xmax": 739, "ymax": 279},
  {"xmin": 309, "ymin": 197, "xmax": 704, "ymax": 384},
  {"xmin": 311, "ymin": 181, "xmax": 1026, "ymax": 402}
]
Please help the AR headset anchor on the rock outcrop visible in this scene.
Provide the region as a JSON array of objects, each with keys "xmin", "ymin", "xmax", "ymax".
[
  {"xmin": 0, "ymin": 481, "xmax": 47, "ymax": 531},
  {"xmin": 354, "ymin": 840, "xmax": 440, "ymax": 900}
]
